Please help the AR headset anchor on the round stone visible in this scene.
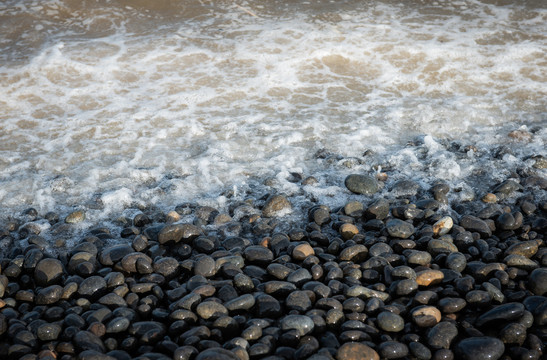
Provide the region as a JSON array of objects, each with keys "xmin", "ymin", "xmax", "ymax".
[
  {"xmin": 528, "ymin": 268, "xmax": 547, "ymax": 295},
  {"xmin": 34, "ymin": 258, "xmax": 64, "ymax": 286},
  {"xmin": 262, "ymin": 195, "xmax": 292, "ymax": 217},
  {"xmin": 378, "ymin": 341, "xmax": 409, "ymax": 359},
  {"xmin": 339, "ymin": 223, "xmax": 359, "ymax": 240},
  {"xmin": 280, "ymin": 315, "xmax": 315, "ymax": 336},
  {"xmin": 292, "ymin": 243, "xmax": 315, "ymax": 261},
  {"xmin": 377, "ymin": 311, "xmax": 405, "ymax": 332},
  {"xmin": 243, "ymin": 245, "xmax": 274, "ymax": 265},
  {"xmin": 432, "ymin": 216, "xmax": 453, "ymax": 237},
  {"xmin": 386, "ymin": 219, "xmax": 415, "ymax": 239},
  {"xmin": 196, "ymin": 301, "xmax": 228, "ymax": 320},
  {"xmin": 411, "ymin": 306, "xmax": 441, "ymax": 327},
  {"xmin": 65, "ymin": 210, "xmax": 86, "ymax": 224},
  {"xmin": 416, "ymin": 270, "xmax": 444, "ymax": 286},
  {"xmin": 336, "ymin": 342, "xmax": 380, "ymax": 360},
  {"xmin": 194, "ymin": 256, "xmax": 216, "ymax": 277},
  {"xmin": 345, "ymin": 174, "xmax": 379, "ymax": 195},
  {"xmin": 454, "ymin": 337, "xmax": 505, "ymax": 360},
  {"xmin": 427, "ymin": 321, "xmax": 458, "ymax": 349}
]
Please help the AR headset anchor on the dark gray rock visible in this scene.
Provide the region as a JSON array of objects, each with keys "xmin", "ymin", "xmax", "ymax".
[
  {"xmin": 345, "ymin": 174, "xmax": 379, "ymax": 195},
  {"xmin": 454, "ymin": 337, "xmax": 505, "ymax": 360},
  {"xmin": 475, "ymin": 302, "xmax": 525, "ymax": 327},
  {"xmin": 34, "ymin": 258, "xmax": 64, "ymax": 286},
  {"xmin": 386, "ymin": 219, "xmax": 415, "ymax": 239}
]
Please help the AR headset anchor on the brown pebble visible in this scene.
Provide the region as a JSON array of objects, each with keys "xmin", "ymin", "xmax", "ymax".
[
  {"xmin": 508, "ymin": 130, "xmax": 532, "ymax": 141},
  {"xmin": 339, "ymin": 223, "xmax": 359, "ymax": 240},
  {"xmin": 482, "ymin": 193, "xmax": 497, "ymax": 203},
  {"xmin": 292, "ymin": 243, "xmax": 315, "ymax": 261},
  {"xmin": 165, "ymin": 210, "xmax": 181, "ymax": 223},
  {"xmin": 411, "ymin": 306, "xmax": 442, "ymax": 327},
  {"xmin": 416, "ymin": 270, "xmax": 444, "ymax": 286},
  {"xmin": 336, "ymin": 342, "xmax": 380, "ymax": 360},
  {"xmin": 432, "ymin": 216, "xmax": 453, "ymax": 237}
]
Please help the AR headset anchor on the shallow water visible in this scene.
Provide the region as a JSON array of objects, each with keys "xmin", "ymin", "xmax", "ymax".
[{"xmin": 0, "ymin": 0, "xmax": 546, "ymax": 233}]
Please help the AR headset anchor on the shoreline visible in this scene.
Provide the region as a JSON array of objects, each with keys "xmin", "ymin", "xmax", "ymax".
[{"xmin": 0, "ymin": 168, "xmax": 546, "ymax": 359}]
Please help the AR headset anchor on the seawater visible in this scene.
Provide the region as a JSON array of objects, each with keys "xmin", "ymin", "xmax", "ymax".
[{"xmin": 0, "ymin": 0, "xmax": 545, "ymax": 237}]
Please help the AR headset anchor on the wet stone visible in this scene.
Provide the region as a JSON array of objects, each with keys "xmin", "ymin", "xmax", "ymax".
[
  {"xmin": 99, "ymin": 244, "xmax": 134, "ymax": 266},
  {"xmin": 378, "ymin": 341, "xmax": 409, "ymax": 359},
  {"xmin": 499, "ymin": 323, "xmax": 527, "ymax": 345},
  {"xmin": 459, "ymin": 215, "xmax": 492, "ymax": 238},
  {"xmin": 411, "ymin": 306, "xmax": 441, "ymax": 327},
  {"xmin": 106, "ymin": 317, "xmax": 130, "ymax": 334},
  {"xmin": 74, "ymin": 330, "xmax": 106, "ymax": 353},
  {"xmin": 416, "ymin": 270, "xmax": 444, "ymax": 287},
  {"xmin": 292, "ymin": 243, "xmax": 315, "ymax": 261},
  {"xmin": 77, "ymin": 276, "xmax": 107, "ymax": 299},
  {"xmin": 386, "ymin": 219, "xmax": 415, "ymax": 239},
  {"xmin": 194, "ymin": 256, "xmax": 216, "ymax": 277},
  {"xmin": 377, "ymin": 311, "xmax": 405, "ymax": 332},
  {"xmin": 336, "ymin": 342, "xmax": 380, "ymax": 360},
  {"xmin": 35, "ymin": 285, "xmax": 63, "ymax": 305},
  {"xmin": 34, "ymin": 258, "xmax": 64, "ymax": 287},
  {"xmin": 196, "ymin": 301, "xmax": 228, "ymax": 320},
  {"xmin": 405, "ymin": 250, "xmax": 432, "ymax": 266},
  {"xmin": 528, "ymin": 268, "xmax": 547, "ymax": 296},
  {"xmin": 244, "ymin": 245, "xmax": 274, "ymax": 265},
  {"xmin": 262, "ymin": 194, "xmax": 292, "ymax": 217},
  {"xmin": 438, "ymin": 297, "xmax": 467, "ymax": 313},
  {"xmin": 224, "ymin": 294, "xmax": 255, "ymax": 312},
  {"xmin": 280, "ymin": 315, "xmax": 315, "ymax": 336},
  {"xmin": 66, "ymin": 210, "xmax": 86, "ymax": 224},
  {"xmin": 454, "ymin": 337, "xmax": 505, "ymax": 360},
  {"xmin": 345, "ymin": 174, "xmax": 379, "ymax": 195},
  {"xmin": 195, "ymin": 348, "xmax": 240, "ymax": 360},
  {"xmin": 409, "ymin": 342, "xmax": 432, "ymax": 360},
  {"xmin": 427, "ymin": 321, "xmax": 458, "ymax": 349},
  {"xmin": 475, "ymin": 302, "xmax": 525, "ymax": 327},
  {"xmin": 37, "ymin": 323, "xmax": 62, "ymax": 341},
  {"xmin": 445, "ymin": 252, "xmax": 466, "ymax": 273}
]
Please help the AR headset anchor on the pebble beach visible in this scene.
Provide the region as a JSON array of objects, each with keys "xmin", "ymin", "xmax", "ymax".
[
  {"xmin": 0, "ymin": 155, "xmax": 546, "ymax": 359},
  {"xmin": 1, "ymin": 0, "xmax": 546, "ymax": 359}
]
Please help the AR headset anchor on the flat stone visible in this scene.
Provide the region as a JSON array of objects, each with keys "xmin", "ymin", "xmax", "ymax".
[
  {"xmin": 438, "ymin": 297, "xmax": 467, "ymax": 313},
  {"xmin": 336, "ymin": 342, "xmax": 380, "ymax": 360},
  {"xmin": 280, "ymin": 315, "xmax": 315, "ymax": 336},
  {"xmin": 416, "ymin": 269, "xmax": 444, "ymax": 286},
  {"xmin": 345, "ymin": 285, "xmax": 390, "ymax": 301},
  {"xmin": 427, "ymin": 239, "xmax": 458, "ymax": 255},
  {"xmin": 66, "ymin": 210, "xmax": 86, "ymax": 224},
  {"xmin": 338, "ymin": 245, "xmax": 368, "ymax": 262},
  {"xmin": 195, "ymin": 348, "xmax": 239, "ymax": 360},
  {"xmin": 196, "ymin": 301, "xmax": 228, "ymax": 320},
  {"xmin": 106, "ymin": 317, "xmax": 130, "ymax": 334},
  {"xmin": 345, "ymin": 174, "xmax": 379, "ymax": 195},
  {"xmin": 77, "ymin": 276, "xmax": 107, "ymax": 299},
  {"xmin": 475, "ymin": 302, "xmax": 525, "ymax": 327},
  {"xmin": 459, "ymin": 215, "xmax": 492, "ymax": 238},
  {"xmin": 224, "ymin": 294, "xmax": 256, "ymax": 312},
  {"xmin": 454, "ymin": 337, "xmax": 505, "ymax": 360},
  {"xmin": 243, "ymin": 245, "xmax": 274, "ymax": 265},
  {"xmin": 505, "ymin": 240, "xmax": 538, "ymax": 258}
]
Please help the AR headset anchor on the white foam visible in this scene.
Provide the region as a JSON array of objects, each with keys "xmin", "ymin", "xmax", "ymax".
[{"xmin": 0, "ymin": 0, "xmax": 545, "ymax": 230}]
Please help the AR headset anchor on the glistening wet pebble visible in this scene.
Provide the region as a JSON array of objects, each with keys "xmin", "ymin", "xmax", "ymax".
[{"xmin": 0, "ymin": 169, "xmax": 545, "ymax": 360}]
